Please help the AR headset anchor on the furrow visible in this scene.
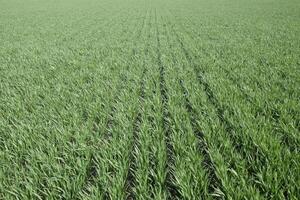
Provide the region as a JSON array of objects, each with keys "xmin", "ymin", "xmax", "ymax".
[
  {"xmin": 161, "ymin": 13, "xmax": 224, "ymax": 198},
  {"xmin": 169, "ymin": 21, "xmax": 269, "ymax": 193},
  {"xmin": 155, "ymin": 10, "xmax": 181, "ymax": 200},
  {"xmin": 179, "ymin": 79, "xmax": 224, "ymax": 198},
  {"xmin": 78, "ymin": 11, "xmax": 145, "ymax": 198},
  {"xmin": 170, "ymin": 14, "xmax": 299, "ymax": 153},
  {"xmin": 125, "ymin": 68, "xmax": 147, "ymax": 200},
  {"xmin": 125, "ymin": 11, "xmax": 149, "ymax": 197}
]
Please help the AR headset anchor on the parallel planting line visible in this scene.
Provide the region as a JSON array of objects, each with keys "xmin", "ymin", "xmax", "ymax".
[
  {"xmin": 155, "ymin": 10, "xmax": 181, "ymax": 200},
  {"xmin": 125, "ymin": 10, "xmax": 149, "ymax": 200},
  {"xmin": 104, "ymin": 11, "xmax": 145, "ymax": 140},
  {"xmin": 103, "ymin": 12, "xmax": 143, "ymax": 140},
  {"xmin": 79, "ymin": 12, "xmax": 146, "ymax": 198},
  {"xmin": 169, "ymin": 21, "xmax": 269, "ymax": 194},
  {"xmin": 141, "ymin": 9, "xmax": 160, "ymax": 197},
  {"xmin": 69, "ymin": 11, "xmax": 134, "ymax": 199},
  {"xmin": 172, "ymin": 10, "xmax": 299, "ymax": 199},
  {"xmin": 168, "ymin": 13, "xmax": 298, "ymax": 198},
  {"xmin": 161, "ymin": 15, "xmax": 224, "ymax": 198},
  {"xmin": 172, "ymin": 15, "xmax": 299, "ymax": 153},
  {"xmin": 125, "ymin": 68, "xmax": 147, "ymax": 200},
  {"xmin": 179, "ymin": 80, "xmax": 224, "ymax": 198},
  {"xmin": 211, "ymin": 61, "xmax": 299, "ymax": 152},
  {"xmin": 102, "ymin": 12, "xmax": 149, "ymax": 200}
]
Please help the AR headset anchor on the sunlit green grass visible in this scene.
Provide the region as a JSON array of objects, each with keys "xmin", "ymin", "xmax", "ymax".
[{"xmin": 0, "ymin": 0, "xmax": 299, "ymax": 199}]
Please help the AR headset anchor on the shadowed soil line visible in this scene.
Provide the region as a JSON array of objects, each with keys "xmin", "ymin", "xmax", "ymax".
[
  {"xmin": 161, "ymin": 14, "xmax": 224, "ymax": 198},
  {"xmin": 170, "ymin": 14, "xmax": 299, "ymax": 153},
  {"xmin": 144, "ymin": 9, "xmax": 161, "ymax": 199},
  {"xmin": 125, "ymin": 11, "xmax": 148, "ymax": 200},
  {"xmin": 125, "ymin": 68, "xmax": 147, "ymax": 200},
  {"xmin": 217, "ymin": 67, "xmax": 299, "ymax": 153},
  {"xmin": 77, "ymin": 12, "xmax": 147, "ymax": 199},
  {"xmin": 179, "ymin": 80, "xmax": 225, "ymax": 198},
  {"xmin": 39, "ymin": 10, "xmax": 137, "ymax": 200},
  {"xmin": 217, "ymin": 67, "xmax": 298, "ymax": 152},
  {"xmin": 126, "ymin": 9, "xmax": 158, "ymax": 199},
  {"xmin": 102, "ymin": 12, "xmax": 149, "ymax": 200},
  {"xmin": 169, "ymin": 21, "xmax": 269, "ymax": 195},
  {"xmin": 155, "ymin": 10, "xmax": 181, "ymax": 200}
]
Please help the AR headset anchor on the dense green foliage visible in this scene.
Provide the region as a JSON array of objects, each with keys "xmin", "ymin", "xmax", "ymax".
[{"xmin": 0, "ymin": 0, "xmax": 299, "ymax": 199}]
